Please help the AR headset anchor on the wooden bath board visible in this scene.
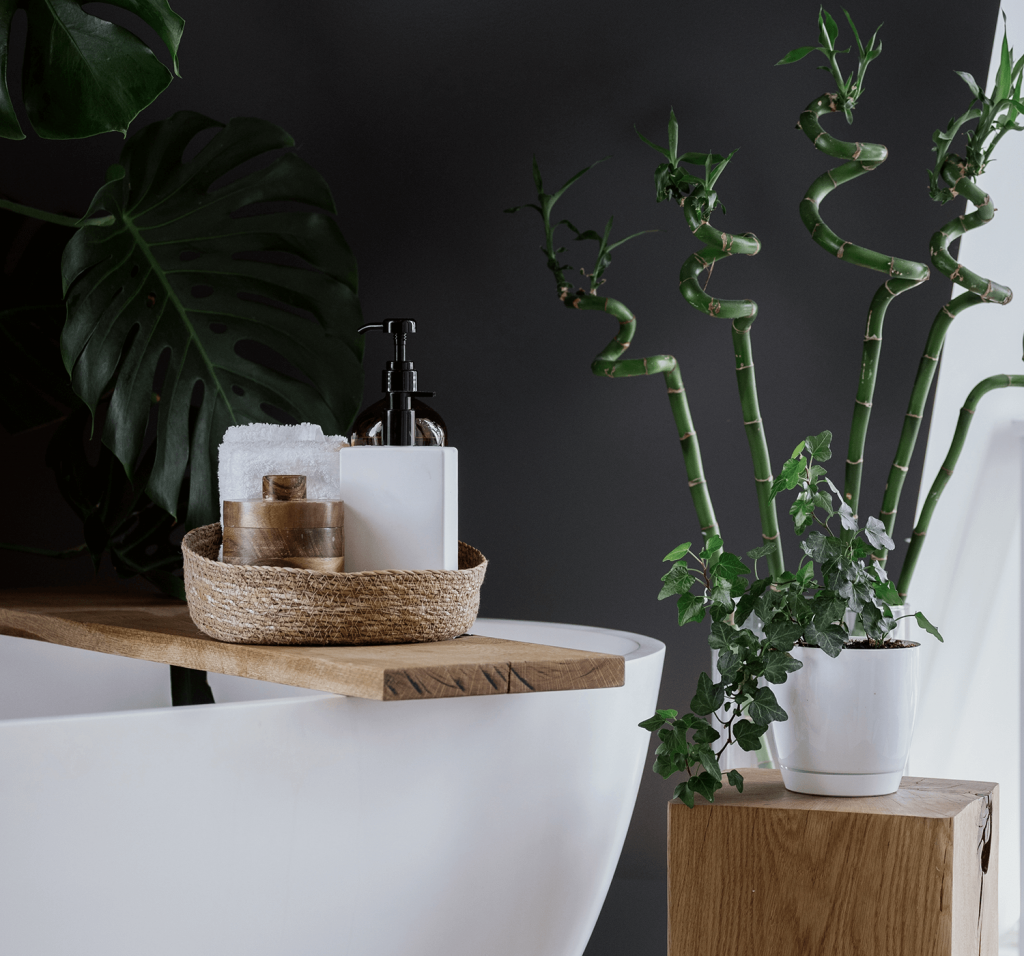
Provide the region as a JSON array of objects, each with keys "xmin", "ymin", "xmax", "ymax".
[{"xmin": 0, "ymin": 588, "xmax": 625, "ymax": 701}]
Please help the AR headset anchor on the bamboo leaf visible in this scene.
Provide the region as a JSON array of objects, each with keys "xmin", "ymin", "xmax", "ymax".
[
  {"xmin": 843, "ymin": 8, "xmax": 864, "ymax": 56},
  {"xmin": 636, "ymin": 127, "xmax": 671, "ymax": 160},
  {"xmin": 956, "ymin": 71, "xmax": 981, "ymax": 100},
  {"xmin": 550, "ymin": 158, "xmax": 607, "ymax": 203},
  {"xmin": 667, "ymin": 108, "xmax": 679, "ymax": 163},
  {"xmin": 820, "ymin": 8, "xmax": 839, "ymax": 50},
  {"xmin": 61, "ymin": 112, "xmax": 363, "ymax": 526}
]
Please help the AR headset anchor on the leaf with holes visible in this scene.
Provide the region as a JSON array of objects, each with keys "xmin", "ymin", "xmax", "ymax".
[
  {"xmin": 61, "ymin": 112, "xmax": 364, "ymax": 525},
  {"xmin": 0, "ymin": 0, "xmax": 184, "ymax": 140}
]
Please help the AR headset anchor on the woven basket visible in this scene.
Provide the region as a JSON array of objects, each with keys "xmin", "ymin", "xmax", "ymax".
[{"xmin": 182, "ymin": 523, "xmax": 487, "ymax": 646}]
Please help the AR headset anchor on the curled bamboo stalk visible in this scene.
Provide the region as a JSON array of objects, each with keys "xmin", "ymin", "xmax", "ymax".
[
  {"xmin": 797, "ymin": 96, "xmax": 930, "ymax": 519},
  {"xmin": 506, "ymin": 160, "xmax": 721, "ymax": 547},
  {"xmin": 677, "ymin": 196, "xmax": 784, "ymax": 578},
  {"xmin": 569, "ymin": 291, "xmax": 721, "ymax": 543},
  {"xmin": 880, "ymin": 32, "xmax": 1023, "ymax": 569},
  {"xmin": 898, "ymin": 375, "xmax": 1024, "ymax": 596},
  {"xmin": 879, "ymin": 164, "xmax": 1013, "ymax": 547}
]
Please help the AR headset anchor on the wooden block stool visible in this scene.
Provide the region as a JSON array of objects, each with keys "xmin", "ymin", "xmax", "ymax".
[{"xmin": 669, "ymin": 769, "xmax": 997, "ymax": 956}]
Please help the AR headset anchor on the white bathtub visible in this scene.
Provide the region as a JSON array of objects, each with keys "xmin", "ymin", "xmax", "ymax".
[{"xmin": 0, "ymin": 618, "xmax": 664, "ymax": 956}]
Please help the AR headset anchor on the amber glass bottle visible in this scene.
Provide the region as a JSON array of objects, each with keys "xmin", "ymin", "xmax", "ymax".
[{"xmin": 349, "ymin": 396, "xmax": 447, "ymax": 446}]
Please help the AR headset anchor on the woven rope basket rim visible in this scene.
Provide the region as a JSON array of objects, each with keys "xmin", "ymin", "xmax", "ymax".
[{"xmin": 181, "ymin": 523, "xmax": 487, "ymax": 646}]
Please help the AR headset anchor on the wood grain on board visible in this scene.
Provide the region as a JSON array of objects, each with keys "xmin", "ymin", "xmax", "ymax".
[
  {"xmin": 668, "ymin": 768, "xmax": 998, "ymax": 956},
  {"xmin": 0, "ymin": 588, "xmax": 624, "ymax": 701}
]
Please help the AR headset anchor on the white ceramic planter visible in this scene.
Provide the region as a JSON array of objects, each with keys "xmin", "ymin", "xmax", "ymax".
[{"xmin": 768, "ymin": 636, "xmax": 920, "ymax": 797}]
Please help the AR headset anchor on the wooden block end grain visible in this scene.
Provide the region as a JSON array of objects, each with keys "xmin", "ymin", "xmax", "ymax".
[{"xmin": 668, "ymin": 769, "xmax": 997, "ymax": 956}]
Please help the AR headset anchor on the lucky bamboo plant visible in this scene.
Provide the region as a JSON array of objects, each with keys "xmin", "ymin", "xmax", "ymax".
[{"xmin": 508, "ymin": 8, "xmax": 1020, "ymax": 801}]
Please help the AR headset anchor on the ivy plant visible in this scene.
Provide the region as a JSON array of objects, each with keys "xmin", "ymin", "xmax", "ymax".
[{"xmin": 641, "ymin": 432, "xmax": 943, "ymax": 805}]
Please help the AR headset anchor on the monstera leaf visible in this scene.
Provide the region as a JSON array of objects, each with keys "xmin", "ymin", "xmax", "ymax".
[
  {"xmin": 61, "ymin": 111, "xmax": 364, "ymax": 527},
  {"xmin": 0, "ymin": 0, "xmax": 183, "ymax": 140}
]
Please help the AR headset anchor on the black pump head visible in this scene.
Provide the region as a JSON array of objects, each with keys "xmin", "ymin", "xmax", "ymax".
[{"xmin": 357, "ymin": 319, "xmax": 435, "ymax": 446}]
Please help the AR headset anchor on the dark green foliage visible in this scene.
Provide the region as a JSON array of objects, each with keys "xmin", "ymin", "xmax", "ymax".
[
  {"xmin": 61, "ymin": 112, "xmax": 364, "ymax": 526},
  {"xmin": 641, "ymin": 432, "xmax": 944, "ymax": 804},
  {"xmin": 0, "ymin": 0, "xmax": 184, "ymax": 140}
]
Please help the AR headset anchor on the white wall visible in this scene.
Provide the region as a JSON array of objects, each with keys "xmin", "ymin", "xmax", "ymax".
[{"xmin": 907, "ymin": 3, "xmax": 1024, "ymax": 941}]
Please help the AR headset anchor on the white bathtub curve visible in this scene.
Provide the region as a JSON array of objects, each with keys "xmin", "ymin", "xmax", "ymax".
[{"xmin": 0, "ymin": 618, "xmax": 665, "ymax": 956}]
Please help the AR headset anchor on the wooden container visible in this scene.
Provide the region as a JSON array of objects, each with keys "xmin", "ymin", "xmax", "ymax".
[
  {"xmin": 668, "ymin": 769, "xmax": 998, "ymax": 956},
  {"xmin": 222, "ymin": 474, "xmax": 344, "ymax": 572}
]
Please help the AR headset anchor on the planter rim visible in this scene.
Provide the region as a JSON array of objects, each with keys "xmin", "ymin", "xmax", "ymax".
[{"xmin": 794, "ymin": 641, "xmax": 920, "ymax": 651}]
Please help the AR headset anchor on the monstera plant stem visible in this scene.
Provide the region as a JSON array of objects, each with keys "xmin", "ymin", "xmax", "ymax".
[
  {"xmin": 678, "ymin": 197, "xmax": 784, "ymax": 579},
  {"xmin": 897, "ymin": 374, "xmax": 1024, "ymax": 596},
  {"xmin": 878, "ymin": 158, "xmax": 1012, "ymax": 553},
  {"xmin": 797, "ymin": 93, "xmax": 930, "ymax": 522},
  {"xmin": 0, "ymin": 197, "xmax": 112, "ymax": 229}
]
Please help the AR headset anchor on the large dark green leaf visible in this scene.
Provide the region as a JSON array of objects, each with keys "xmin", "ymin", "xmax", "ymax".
[
  {"xmin": 0, "ymin": 0, "xmax": 183, "ymax": 140},
  {"xmin": 61, "ymin": 112, "xmax": 364, "ymax": 526}
]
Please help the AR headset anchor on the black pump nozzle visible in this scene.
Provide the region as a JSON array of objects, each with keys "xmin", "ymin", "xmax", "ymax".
[{"xmin": 358, "ymin": 319, "xmax": 435, "ymax": 446}]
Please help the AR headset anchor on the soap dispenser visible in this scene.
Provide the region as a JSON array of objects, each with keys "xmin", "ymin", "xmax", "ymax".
[
  {"xmin": 339, "ymin": 320, "xmax": 458, "ymax": 572},
  {"xmin": 349, "ymin": 319, "xmax": 448, "ymax": 445}
]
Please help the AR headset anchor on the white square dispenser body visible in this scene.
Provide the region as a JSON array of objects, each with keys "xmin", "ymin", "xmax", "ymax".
[{"xmin": 339, "ymin": 445, "xmax": 458, "ymax": 572}]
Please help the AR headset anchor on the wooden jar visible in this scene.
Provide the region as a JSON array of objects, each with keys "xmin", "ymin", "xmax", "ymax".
[{"xmin": 222, "ymin": 474, "xmax": 344, "ymax": 572}]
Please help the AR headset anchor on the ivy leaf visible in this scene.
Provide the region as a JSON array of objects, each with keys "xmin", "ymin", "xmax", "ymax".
[
  {"xmin": 691, "ymin": 771, "xmax": 723, "ymax": 803},
  {"xmin": 801, "ymin": 532, "xmax": 828, "ymax": 563},
  {"xmin": 700, "ymin": 534, "xmax": 724, "ymax": 558},
  {"xmin": 2, "ymin": 0, "xmax": 185, "ymax": 141},
  {"xmin": 804, "ymin": 620, "xmax": 846, "ymax": 658},
  {"xmin": 714, "ymin": 552, "xmax": 751, "ymax": 580},
  {"xmin": 716, "ymin": 649, "xmax": 742, "ymax": 682},
  {"xmin": 677, "ymin": 592, "xmax": 706, "ymax": 626},
  {"xmin": 770, "ymin": 455, "xmax": 804, "ymax": 498},
  {"xmin": 915, "ymin": 611, "xmax": 944, "ymax": 642},
  {"xmin": 864, "ymin": 516, "xmax": 895, "ymax": 551},
  {"xmin": 747, "ymin": 543, "xmax": 778, "ymax": 561},
  {"xmin": 733, "ymin": 718, "xmax": 769, "ymax": 752},
  {"xmin": 708, "ymin": 620, "xmax": 737, "ymax": 650},
  {"xmin": 746, "ymin": 686, "xmax": 787, "ymax": 724},
  {"xmin": 872, "ymin": 579, "xmax": 902, "ymax": 607},
  {"xmin": 805, "ymin": 430, "xmax": 833, "ymax": 461},
  {"xmin": 673, "ymin": 779, "xmax": 696, "ymax": 808},
  {"xmin": 764, "ymin": 619, "xmax": 803, "ymax": 652},
  {"xmin": 762, "ymin": 650, "xmax": 803, "ymax": 684},
  {"xmin": 776, "ymin": 45, "xmax": 816, "ymax": 66},
  {"xmin": 693, "ymin": 746, "xmax": 721, "ymax": 781},
  {"xmin": 727, "ymin": 769, "xmax": 745, "ymax": 792},
  {"xmin": 658, "ymin": 565, "xmax": 695, "ymax": 600},
  {"xmin": 690, "ymin": 672, "xmax": 725, "ymax": 716},
  {"xmin": 638, "ymin": 709, "xmax": 678, "ymax": 732},
  {"xmin": 653, "ymin": 749, "xmax": 684, "ymax": 778},
  {"xmin": 61, "ymin": 112, "xmax": 364, "ymax": 527},
  {"xmin": 663, "ymin": 541, "xmax": 692, "ymax": 562},
  {"xmin": 691, "ymin": 718, "xmax": 720, "ymax": 745},
  {"xmin": 734, "ymin": 577, "xmax": 770, "ymax": 626}
]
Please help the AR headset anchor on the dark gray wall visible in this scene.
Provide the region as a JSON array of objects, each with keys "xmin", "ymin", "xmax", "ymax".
[{"xmin": 0, "ymin": 0, "xmax": 1000, "ymax": 948}]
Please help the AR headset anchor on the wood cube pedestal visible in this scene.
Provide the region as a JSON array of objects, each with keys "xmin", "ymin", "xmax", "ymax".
[{"xmin": 668, "ymin": 770, "xmax": 997, "ymax": 956}]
